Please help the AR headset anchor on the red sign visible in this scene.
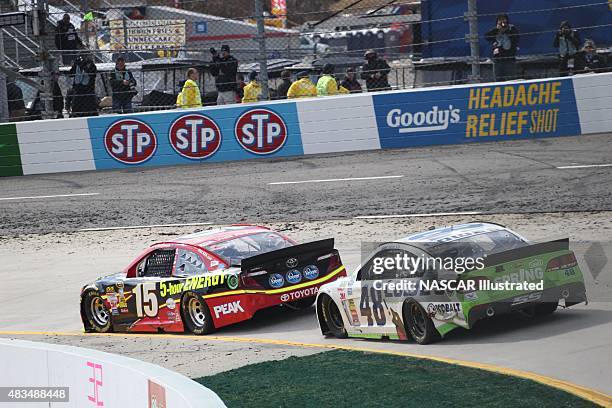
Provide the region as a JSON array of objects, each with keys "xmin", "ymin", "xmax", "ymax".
[
  {"xmin": 271, "ymin": 0, "xmax": 287, "ymax": 16},
  {"xmin": 235, "ymin": 108, "xmax": 287, "ymax": 155},
  {"xmin": 169, "ymin": 114, "xmax": 221, "ymax": 159},
  {"xmin": 104, "ymin": 119, "xmax": 157, "ymax": 164},
  {"xmin": 148, "ymin": 380, "xmax": 166, "ymax": 408}
]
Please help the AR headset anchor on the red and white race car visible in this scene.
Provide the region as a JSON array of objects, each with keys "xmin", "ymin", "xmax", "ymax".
[{"xmin": 81, "ymin": 225, "xmax": 346, "ymax": 334}]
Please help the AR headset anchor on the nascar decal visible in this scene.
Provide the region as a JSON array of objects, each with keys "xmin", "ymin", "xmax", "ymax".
[
  {"xmin": 169, "ymin": 114, "xmax": 222, "ymax": 160},
  {"xmin": 425, "ymin": 302, "xmax": 462, "ymax": 319},
  {"xmin": 235, "ymin": 108, "xmax": 287, "ymax": 155},
  {"xmin": 104, "ymin": 119, "xmax": 157, "ymax": 164}
]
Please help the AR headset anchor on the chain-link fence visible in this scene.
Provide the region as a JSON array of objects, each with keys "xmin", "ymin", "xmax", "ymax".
[{"xmin": 1, "ymin": 0, "xmax": 610, "ymax": 122}]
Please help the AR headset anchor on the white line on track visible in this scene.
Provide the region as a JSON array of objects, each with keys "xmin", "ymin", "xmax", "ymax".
[
  {"xmin": 354, "ymin": 211, "xmax": 482, "ymax": 219},
  {"xmin": 0, "ymin": 192, "xmax": 99, "ymax": 201},
  {"xmin": 268, "ymin": 175, "xmax": 404, "ymax": 185},
  {"xmin": 78, "ymin": 222, "xmax": 214, "ymax": 232},
  {"xmin": 556, "ymin": 164, "xmax": 612, "ymax": 169}
]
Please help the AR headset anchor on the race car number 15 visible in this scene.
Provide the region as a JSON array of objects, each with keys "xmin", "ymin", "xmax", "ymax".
[{"xmin": 134, "ymin": 282, "xmax": 159, "ymax": 318}]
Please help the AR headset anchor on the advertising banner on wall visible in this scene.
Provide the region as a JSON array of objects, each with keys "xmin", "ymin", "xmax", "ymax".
[
  {"xmin": 373, "ymin": 78, "xmax": 581, "ymax": 148},
  {"xmin": 87, "ymin": 102, "xmax": 303, "ymax": 170},
  {"xmin": 109, "ymin": 19, "xmax": 186, "ymax": 51}
]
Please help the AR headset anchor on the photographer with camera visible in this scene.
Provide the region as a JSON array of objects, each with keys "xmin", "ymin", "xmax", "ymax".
[
  {"xmin": 553, "ymin": 21, "xmax": 581, "ymax": 76},
  {"xmin": 486, "ymin": 14, "xmax": 520, "ymax": 82},
  {"xmin": 110, "ymin": 57, "xmax": 137, "ymax": 114},
  {"xmin": 69, "ymin": 54, "xmax": 98, "ymax": 117},
  {"xmin": 209, "ymin": 45, "xmax": 239, "ymax": 105}
]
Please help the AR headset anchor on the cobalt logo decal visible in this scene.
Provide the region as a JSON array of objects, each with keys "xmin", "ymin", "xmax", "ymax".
[
  {"xmin": 286, "ymin": 269, "xmax": 302, "ymax": 285},
  {"xmin": 386, "ymin": 105, "xmax": 460, "ymax": 133},
  {"xmin": 169, "ymin": 114, "xmax": 221, "ymax": 160},
  {"xmin": 303, "ymin": 265, "xmax": 319, "ymax": 280},
  {"xmin": 104, "ymin": 119, "xmax": 157, "ymax": 164},
  {"xmin": 269, "ymin": 273, "xmax": 285, "ymax": 288},
  {"xmin": 235, "ymin": 108, "xmax": 287, "ymax": 155}
]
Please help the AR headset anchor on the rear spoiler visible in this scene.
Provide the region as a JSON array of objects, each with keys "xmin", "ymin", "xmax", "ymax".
[
  {"xmin": 241, "ymin": 238, "xmax": 335, "ymax": 273},
  {"xmin": 482, "ymin": 238, "xmax": 569, "ymax": 268}
]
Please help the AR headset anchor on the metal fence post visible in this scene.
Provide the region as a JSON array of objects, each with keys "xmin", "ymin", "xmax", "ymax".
[
  {"xmin": 34, "ymin": 0, "xmax": 55, "ymax": 119},
  {"xmin": 465, "ymin": 0, "xmax": 481, "ymax": 83},
  {"xmin": 0, "ymin": 30, "xmax": 9, "ymax": 123},
  {"xmin": 254, "ymin": 0, "xmax": 270, "ymax": 100}
]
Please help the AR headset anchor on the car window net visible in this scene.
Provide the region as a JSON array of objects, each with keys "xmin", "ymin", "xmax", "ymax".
[{"xmin": 144, "ymin": 249, "xmax": 176, "ymax": 277}]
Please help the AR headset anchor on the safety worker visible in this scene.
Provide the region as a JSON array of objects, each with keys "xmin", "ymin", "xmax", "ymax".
[
  {"xmin": 177, "ymin": 67, "xmax": 202, "ymax": 108},
  {"xmin": 287, "ymin": 71, "xmax": 317, "ymax": 99},
  {"xmin": 316, "ymin": 63, "xmax": 339, "ymax": 96},
  {"xmin": 242, "ymin": 71, "xmax": 262, "ymax": 103}
]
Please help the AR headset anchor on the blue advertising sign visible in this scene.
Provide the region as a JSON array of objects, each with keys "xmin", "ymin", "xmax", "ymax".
[
  {"xmin": 88, "ymin": 102, "xmax": 303, "ymax": 170},
  {"xmin": 374, "ymin": 78, "xmax": 581, "ymax": 148}
]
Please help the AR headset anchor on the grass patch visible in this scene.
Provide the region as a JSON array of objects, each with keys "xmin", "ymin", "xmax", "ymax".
[{"xmin": 195, "ymin": 350, "xmax": 596, "ymax": 408}]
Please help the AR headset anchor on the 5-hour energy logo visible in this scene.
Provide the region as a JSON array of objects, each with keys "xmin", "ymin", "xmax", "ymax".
[{"xmin": 466, "ymin": 81, "xmax": 563, "ymax": 138}]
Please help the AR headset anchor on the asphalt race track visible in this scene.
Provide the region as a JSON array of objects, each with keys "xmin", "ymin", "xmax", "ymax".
[
  {"xmin": 1, "ymin": 133, "xmax": 612, "ymax": 236},
  {"xmin": 1, "ymin": 133, "xmax": 611, "ymax": 399}
]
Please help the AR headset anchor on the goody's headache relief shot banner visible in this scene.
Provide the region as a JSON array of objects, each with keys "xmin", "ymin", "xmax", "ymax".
[{"xmin": 373, "ymin": 78, "xmax": 581, "ymax": 148}]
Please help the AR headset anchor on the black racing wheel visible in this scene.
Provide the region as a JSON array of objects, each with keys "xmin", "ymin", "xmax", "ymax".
[
  {"xmin": 403, "ymin": 300, "xmax": 441, "ymax": 345},
  {"xmin": 321, "ymin": 295, "xmax": 347, "ymax": 338},
  {"xmin": 83, "ymin": 291, "xmax": 112, "ymax": 333},
  {"xmin": 181, "ymin": 292, "xmax": 215, "ymax": 335}
]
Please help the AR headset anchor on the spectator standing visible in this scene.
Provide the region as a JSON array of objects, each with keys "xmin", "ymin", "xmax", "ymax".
[
  {"xmin": 242, "ymin": 71, "xmax": 262, "ymax": 103},
  {"xmin": 81, "ymin": 11, "xmax": 98, "ymax": 51},
  {"xmin": 574, "ymin": 40, "xmax": 608, "ymax": 74},
  {"xmin": 485, "ymin": 14, "xmax": 520, "ymax": 82},
  {"xmin": 553, "ymin": 21, "xmax": 580, "ymax": 76},
  {"xmin": 177, "ymin": 68, "xmax": 202, "ymax": 109},
  {"xmin": 287, "ymin": 71, "xmax": 317, "ymax": 99},
  {"xmin": 69, "ymin": 55, "xmax": 98, "ymax": 117},
  {"xmin": 235, "ymin": 74, "xmax": 246, "ymax": 103},
  {"xmin": 340, "ymin": 67, "xmax": 362, "ymax": 93},
  {"xmin": 31, "ymin": 72, "xmax": 64, "ymax": 119},
  {"xmin": 274, "ymin": 70, "xmax": 292, "ymax": 100},
  {"xmin": 110, "ymin": 57, "xmax": 137, "ymax": 114},
  {"xmin": 210, "ymin": 45, "xmax": 239, "ymax": 105},
  {"xmin": 55, "ymin": 14, "xmax": 82, "ymax": 66},
  {"xmin": 6, "ymin": 80, "xmax": 25, "ymax": 122},
  {"xmin": 361, "ymin": 50, "xmax": 391, "ymax": 92},
  {"xmin": 316, "ymin": 63, "xmax": 339, "ymax": 96}
]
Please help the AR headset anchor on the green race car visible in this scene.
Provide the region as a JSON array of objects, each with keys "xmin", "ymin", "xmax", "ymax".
[{"xmin": 316, "ymin": 222, "xmax": 587, "ymax": 344}]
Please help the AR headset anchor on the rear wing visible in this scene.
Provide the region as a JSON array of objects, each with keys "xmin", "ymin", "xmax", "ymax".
[
  {"xmin": 241, "ymin": 238, "xmax": 335, "ymax": 273},
  {"xmin": 482, "ymin": 238, "xmax": 569, "ymax": 268}
]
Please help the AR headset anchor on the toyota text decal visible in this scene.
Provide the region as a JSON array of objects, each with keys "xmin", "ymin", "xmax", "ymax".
[
  {"xmin": 104, "ymin": 119, "xmax": 157, "ymax": 164},
  {"xmin": 235, "ymin": 108, "xmax": 288, "ymax": 155},
  {"xmin": 169, "ymin": 114, "xmax": 222, "ymax": 160}
]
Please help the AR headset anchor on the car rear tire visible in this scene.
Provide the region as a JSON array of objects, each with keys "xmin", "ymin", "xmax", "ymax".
[
  {"xmin": 321, "ymin": 295, "xmax": 347, "ymax": 338},
  {"xmin": 181, "ymin": 293, "xmax": 215, "ymax": 335},
  {"xmin": 287, "ymin": 297, "xmax": 316, "ymax": 309},
  {"xmin": 83, "ymin": 291, "xmax": 112, "ymax": 333},
  {"xmin": 403, "ymin": 300, "xmax": 441, "ymax": 345},
  {"xmin": 535, "ymin": 301, "xmax": 558, "ymax": 316}
]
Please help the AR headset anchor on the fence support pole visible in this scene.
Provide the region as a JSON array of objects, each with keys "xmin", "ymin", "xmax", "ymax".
[
  {"xmin": 465, "ymin": 0, "xmax": 481, "ymax": 83},
  {"xmin": 0, "ymin": 30, "xmax": 9, "ymax": 123},
  {"xmin": 35, "ymin": 0, "xmax": 55, "ymax": 119},
  {"xmin": 254, "ymin": 0, "xmax": 270, "ymax": 100}
]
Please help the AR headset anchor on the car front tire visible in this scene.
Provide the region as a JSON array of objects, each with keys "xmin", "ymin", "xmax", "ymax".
[
  {"xmin": 321, "ymin": 295, "xmax": 347, "ymax": 338},
  {"xmin": 181, "ymin": 293, "xmax": 215, "ymax": 335},
  {"xmin": 83, "ymin": 291, "xmax": 112, "ymax": 333}
]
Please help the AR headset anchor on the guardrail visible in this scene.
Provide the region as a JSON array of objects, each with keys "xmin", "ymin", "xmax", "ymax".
[
  {"xmin": 1, "ymin": 72, "xmax": 610, "ymax": 177},
  {"xmin": 0, "ymin": 338, "xmax": 226, "ymax": 407}
]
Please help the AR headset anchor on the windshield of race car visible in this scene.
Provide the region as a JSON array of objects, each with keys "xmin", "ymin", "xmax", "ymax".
[
  {"xmin": 205, "ymin": 232, "xmax": 292, "ymax": 264},
  {"xmin": 430, "ymin": 229, "xmax": 527, "ymax": 259}
]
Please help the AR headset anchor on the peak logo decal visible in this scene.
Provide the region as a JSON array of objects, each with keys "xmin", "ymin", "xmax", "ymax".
[
  {"xmin": 235, "ymin": 108, "xmax": 287, "ymax": 155},
  {"xmin": 104, "ymin": 119, "xmax": 157, "ymax": 164},
  {"xmin": 169, "ymin": 114, "xmax": 221, "ymax": 160}
]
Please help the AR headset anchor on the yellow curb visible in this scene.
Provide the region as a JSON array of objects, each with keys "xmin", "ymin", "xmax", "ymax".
[{"xmin": 1, "ymin": 330, "xmax": 610, "ymax": 407}]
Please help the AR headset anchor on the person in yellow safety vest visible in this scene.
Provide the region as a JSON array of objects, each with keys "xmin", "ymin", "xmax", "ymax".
[
  {"xmin": 287, "ymin": 71, "xmax": 317, "ymax": 99},
  {"xmin": 242, "ymin": 71, "xmax": 262, "ymax": 103},
  {"xmin": 177, "ymin": 68, "xmax": 202, "ymax": 108},
  {"xmin": 317, "ymin": 63, "xmax": 339, "ymax": 96}
]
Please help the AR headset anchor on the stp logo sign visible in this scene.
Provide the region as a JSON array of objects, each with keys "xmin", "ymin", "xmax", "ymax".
[
  {"xmin": 235, "ymin": 108, "xmax": 287, "ymax": 155},
  {"xmin": 169, "ymin": 114, "xmax": 221, "ymax": 160},
  {"xmin": 104, "ymin": 119, "xmax": 157, "ymax": 164}
]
